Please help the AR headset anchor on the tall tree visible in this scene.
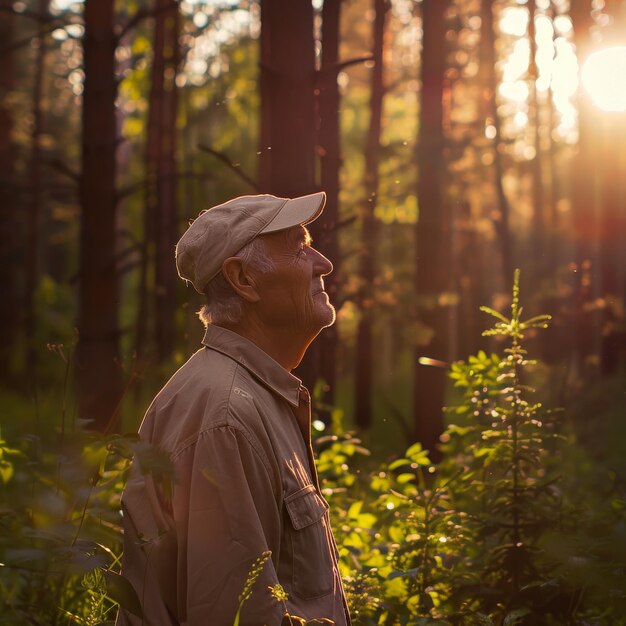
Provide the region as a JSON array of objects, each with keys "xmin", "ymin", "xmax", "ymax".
[
  {"xmin": 24, "ymin": 0, "xmax": 49, "ymax": 382},
  {"xmin": 0, "ymin": 8, "xmax": 18, "ymax": 384},
  {"xmin": 354, "ymin": 0, "xmax": 389, "ymax": 429},
  {"xmin": 150, "ymin": 0, "xmax": 180, "ymax": 362},
  {"xmin": 480, "ymin": 0, "xmax": 513, "ymax": 285},
  {"xmin": 76, "ymin": 0, "xmax": 122, "ymax": 431},
  {"xmin": 259, "ymin": 0, "xmax": 317, "ymax": 198},
  {"xmin": 597, "ymin": 0, "xmax": 626, "ymax": 373},
  {"xmin": 412, "ymin": 0, "xmax": 449, "ymax": 458},
  {"xmin": 308, "ymin": 0, "xmax": 342, "ymax": 414},
  {"xmin": 597, "ymin": 116, "xmax": 626, "ymax": 374},
  {"xmin": 260, "ymin": 0, "xmax": 319, "ymax": 392},
  {"xmin": 527, "ymin": 0, "xmax": 545, "ymax": 259},
  {"xmin": 570, "ymin": 0, "xmax": 597, "ymax": 370}
]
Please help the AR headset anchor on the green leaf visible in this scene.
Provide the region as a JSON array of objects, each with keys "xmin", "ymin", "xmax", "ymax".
[
  {"xmin": 405, "ymin": 442, "xmax": 431, "ymax": 464},
  {"xmin": 388, "ymin": 523, "xmax": 405, "ymax": 543},
  {"xmin": 388, "ymin": 458, "xmax": 410, "ymax": 471},
  {"xmin": 356, "ymin": 513, "xmax": 377, "ymax": 529},
  {"xmin": 479, "ymin": 306, "xmax": 510, "ymax": 324},
  {"xmin": 0, "ymin": 460, "xmax": 13, "ymax": 483},
  {"xmin": 347, "ymin": 501, "xmax": 363, "ymax": 519},
  {"xmin": 102, "ymin": 570, "xmax": 143, "ymax": 618},
  {"xmin": 387, "ymin": 567, "xmax": 419, "ymax": 580},
  {"xmin": 503, "ymin": 609, "xmax": 531, "ymax": 625},
  {"xmin": 396, "ymin": 473, "xmax": 415, "ymax": 484}
]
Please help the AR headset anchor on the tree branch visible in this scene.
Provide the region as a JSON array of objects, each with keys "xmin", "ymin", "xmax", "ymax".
[
  {"xmin": 47, "ymin": 158, "xmax": 80, "ymax": 183},
  {"xmin": 197, "ymin": 144, "xmax": 259, "ymax": 191},
  {"xmin": 335, "ymin": 214, "xmax": 358, "ymax": 231},
  {"xmin": 0, "ymin": 19, "xmax": 77, "ymax": 55},
  {"xmin": 320, "ymin": 54, "xmax": 375, "ymax": 76},
  {"xmin": 117, "ymin": 171, "xmax": 216, "ymax": 200},
  {"xmin": 0, "ymin": 2, "xmax": 54, "ymax": 23}
]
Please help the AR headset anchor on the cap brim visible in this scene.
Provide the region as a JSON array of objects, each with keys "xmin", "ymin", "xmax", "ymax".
[{"xmin": 259, "ymin": 191, "xmax": 326, "ymax": 234}]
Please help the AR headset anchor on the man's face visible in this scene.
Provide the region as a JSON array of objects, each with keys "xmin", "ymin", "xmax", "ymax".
[{"xmin": 251, "ymin": 226, "xmax": 335, "ymax": 339}]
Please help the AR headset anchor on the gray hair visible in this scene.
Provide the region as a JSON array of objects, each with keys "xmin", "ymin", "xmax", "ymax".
[{"xmin": 198, "ymin": 236, "xmax": 274, "ymax": 327}]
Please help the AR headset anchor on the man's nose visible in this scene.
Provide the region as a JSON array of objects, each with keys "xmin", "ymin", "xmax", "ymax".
[{"xmin": 311, "ymin": 247, "xmax": 333, "ymax": 276}]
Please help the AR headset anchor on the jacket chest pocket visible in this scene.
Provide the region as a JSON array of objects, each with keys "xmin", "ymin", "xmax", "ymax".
[{"xmin": 284, "ymin": 484, "xmax": 334, "ymax": 599}]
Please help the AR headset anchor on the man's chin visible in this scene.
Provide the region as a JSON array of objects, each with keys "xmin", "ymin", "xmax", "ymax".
[{"xmin": 317, "ymin": 302, "xmax": 336, "ymax": 330}]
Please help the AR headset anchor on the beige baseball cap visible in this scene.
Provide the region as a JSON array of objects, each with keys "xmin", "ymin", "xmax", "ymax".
[{"xmin": 176, "ymin": 192, "xmax": 326, "ymax": 293}]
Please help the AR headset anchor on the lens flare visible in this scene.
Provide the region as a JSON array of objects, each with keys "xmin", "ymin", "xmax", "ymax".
[{"xmin": 581, "ymin": 46, "xmax": 626, "ymax": 112}]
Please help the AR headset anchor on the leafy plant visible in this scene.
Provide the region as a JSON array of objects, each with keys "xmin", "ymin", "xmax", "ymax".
[
  {"xmin": 0, "ymin": 428, "xmax": 149, "ymax": 624},
  {"xmin": 2, "ymin": 270, "xmax": 625, "ymax": 625},
  {"xmin": 321, "ymin": 270, "xmax": 626, "ymax": 625}
]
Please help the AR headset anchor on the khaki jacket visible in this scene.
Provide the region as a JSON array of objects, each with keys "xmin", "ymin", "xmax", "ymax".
[{"xmin": 117, "ymin": 325, "xmax": 350, "ymax": 626}]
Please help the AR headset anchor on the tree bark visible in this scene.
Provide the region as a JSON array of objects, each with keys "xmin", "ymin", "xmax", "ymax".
[
  {"xmin": 354, "ymin": 0, "xmax": 388, "ymax": 429},
  {"xmin": 307, "ymin": 0, "xmax": 342, "ymax": 419},
  {"xmin": 259, "ymin": 0, "xmax": 319, "ymax": 391},
  {"xmin": 152, "ymin": 0, "xmax": 180, "ymax": 363},
  {"xmin": 598, "ymin": 116, "xmax": 626, "ymax": 374},
  {"xmin": 76, "ymin": 0, "xmax": 122, "ymax": 432},
  {"xmin": 570, "ymin": 0, "xmax": 597, "ymax": 370},
  {"xmin": 597, "ymin": 0, "xmax": 626, "ymax": 373},
  {"xmin": 24, "ymin": 0, "xmax": 49, "ymax": 385},
  {"xmin": 480, "ymin": 0, "xmax": 514, "ymax": 286},
  {"xmin": 0, "ymin": 8, "xmax": 18, "ymax": 384},
  {"xmin": 412, "ymin": 0, "xmax": 449, "ymax": 459},
  {"xmin": 259, "ymin": 0, "xmax": 317, "ymax": 197},
  {"xmin": 527, "ymin": 0, "xmax": 545, "ymax": 259}
]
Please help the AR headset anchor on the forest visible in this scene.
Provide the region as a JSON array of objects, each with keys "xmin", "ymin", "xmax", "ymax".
[{"xmin": 0, "ymin": 0, "xmax": 625, "ymax": 623}]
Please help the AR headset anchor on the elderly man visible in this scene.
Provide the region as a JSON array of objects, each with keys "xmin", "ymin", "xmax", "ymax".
[{"xmin": 117, "ymin": 192, "xmax": 350, "ymax": 626}]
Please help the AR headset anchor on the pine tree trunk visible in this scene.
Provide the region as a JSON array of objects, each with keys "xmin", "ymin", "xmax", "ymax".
[
  {"xmin": 598, "ymin": 112, "xmax": 626, "ymax": 374},
  {"xmin": 76, "ymin": 0, "xmax": 122, "ymax": 432},
  {"xmin": 480, "ymin": 0, "xmax": 514, "ymax": 285},
  {"xmin": 25, "ymin": 0, "xmax": 49, "ymax": 385},
  {"xmin": 527, "ymin": 0, "xmax": 545, "ymax": 259},
  {"xmin": 153, "ymin": 0, "xmax": 180, "ymax": 362},
  {"xmin": 354, "ymin": 0, "xmax": 388, "ymax": 429},
  {"xmin": 310, "ymin": 0, "xmax": 342, "ymax": 419},
  {"xmin": 598, "ymin": 1, "xmax": 626, "ymax": 373},
  {"xmin": 135, "ymin": 0, "xmax": 180, "ymax": 368},
  {"xmin": 0, "ymin": 9, "xmax": 18, "ymax": 384},
  {"xmin": 135, "ymin": 4, "xmax": 165, "ymax": 365},
  {"xmin": 259, "ymin": 0, "xmax": 318, "ymax": 390},
  {"xmin": 570, "ymin": 0, "xmax": 597, "ymax": 371},
  {"xmin": 412, "ymin": 0, "xmax": 449, "ymax": 459},
  {"xmin": 259, "ymin": 0, "xmax": 316, "ymax": 196}
]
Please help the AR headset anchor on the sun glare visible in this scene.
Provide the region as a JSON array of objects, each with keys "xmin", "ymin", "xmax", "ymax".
[{"xmin": 581, "ymin": 46, "xmax": 626, "ymax": 112}]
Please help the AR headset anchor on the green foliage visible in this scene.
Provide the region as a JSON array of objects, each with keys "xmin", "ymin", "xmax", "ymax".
[
  {"xmin": 2, "ymin": 272, "xmax": 625, "ymax": 624},
  {"xmin": 318, "ymin": 271, "xmax": 626, "ymax": 625},
  {"xmin": 0, "ymin": 425, "xmax": 162, "ymax": 624}
]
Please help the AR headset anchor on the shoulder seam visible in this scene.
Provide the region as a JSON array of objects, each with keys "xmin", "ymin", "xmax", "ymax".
[
  {"xmin": 172, "ymin": 423, "xmax": 279, "ymax": 499},
  {"xmin": 169, "ymin": 364, "xmax": 279, "ymax": 498},
  {"xmin": 169, "ymin": 357, "xmax": 239, "ymax": 456}
]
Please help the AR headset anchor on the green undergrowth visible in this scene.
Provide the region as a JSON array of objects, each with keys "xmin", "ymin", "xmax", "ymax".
[{"xmin": 1, "ymin": 271, "xmax": 625, "ymax": 624}]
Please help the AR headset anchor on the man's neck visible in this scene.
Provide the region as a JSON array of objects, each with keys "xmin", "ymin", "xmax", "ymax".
[{"xmin": 219, "ymin": 320, "xmax": 313, "ymax": 372}]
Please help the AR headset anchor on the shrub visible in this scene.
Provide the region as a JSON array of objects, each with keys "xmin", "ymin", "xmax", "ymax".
[
  {"xmin": 2, "ymin": 271, "xmax": 625, "ymax": 624},
  {"xmin": 320, "ymin": 270, "xmax": 626, "ymax": 625}
]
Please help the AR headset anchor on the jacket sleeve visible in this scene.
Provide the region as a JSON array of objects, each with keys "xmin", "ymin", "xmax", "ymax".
[{"xmin": 175, "ymin": 424, "xmax": 285, "ymax": 626}]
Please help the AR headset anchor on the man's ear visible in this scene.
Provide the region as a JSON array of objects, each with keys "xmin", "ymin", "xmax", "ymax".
[{"xmin": 221, "ymin": 257, "xmax": 260, "ymax": 303}]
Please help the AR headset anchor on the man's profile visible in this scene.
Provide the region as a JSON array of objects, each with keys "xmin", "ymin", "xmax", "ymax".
[{"xmin": 117, "ymin": 192, "xmax": 350, "ymax": 625}]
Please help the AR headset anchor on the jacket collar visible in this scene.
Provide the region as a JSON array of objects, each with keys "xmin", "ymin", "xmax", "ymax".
[{"xmin": 201, "ymin": 325, "xmax": 302, "ymax": 407}]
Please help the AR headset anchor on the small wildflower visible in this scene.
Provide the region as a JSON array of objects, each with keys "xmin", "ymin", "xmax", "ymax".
[
  {"xmin": 268, "ymin": 583, "xmax": 289, "ymax": 603},
  {"xmin": 233, "ymin": 551, "xmax": 272, "ymax": 626}
]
